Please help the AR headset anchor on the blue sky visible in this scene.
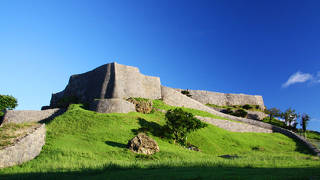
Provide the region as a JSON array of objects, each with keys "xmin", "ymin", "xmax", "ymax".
[{"xmin": 1, "ymin": 0, "xmax": 320, "ymax": 131}]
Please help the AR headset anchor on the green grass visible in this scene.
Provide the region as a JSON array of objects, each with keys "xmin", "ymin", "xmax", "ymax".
[
  {"xmin": 0, "ymin": 123, "xmax": 37, "ymax": 149},
  {"xmin": 262, "ymin": 117, "xmax": 287, "ymax": 129},
  {"xmin": 153, "ymin": 100, "xmax": 229, "ymax": 120},
  {"xmin": 0, "ymin": 104, "xmax": 319, "ymax": 179},
  {"xmin": 206, "ymin": 103, "xmax": 263, "ymax": 112}
]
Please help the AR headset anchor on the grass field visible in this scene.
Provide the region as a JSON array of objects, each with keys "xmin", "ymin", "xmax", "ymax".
[{"xmin": 0, "ymin": 102, "xmax": 319, "ymax": 179}]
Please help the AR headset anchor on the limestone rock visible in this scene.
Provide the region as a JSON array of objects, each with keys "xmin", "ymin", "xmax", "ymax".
[{"xmin": 127, "ymin": 133, "xmax": 159, "ymax": 155}]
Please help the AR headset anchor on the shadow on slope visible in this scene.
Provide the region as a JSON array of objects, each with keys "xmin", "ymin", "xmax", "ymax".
[
  {"xmin": 1, "ymin": 165, "xmax": 320, "ymax": 180},
  {"xmin": 131, "ymin": 118, "xmax": 165, "ymax": 138}
]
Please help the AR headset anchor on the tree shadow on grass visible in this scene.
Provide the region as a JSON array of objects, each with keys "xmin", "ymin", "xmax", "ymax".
[
  {"xmin": 105, "ymin": 141, "xmax": 127, "ymax": 149},
  {"xmin": 1, "ymin": 165, "xmax": 320, "ymax": 180},
  {"xmin": 131, "ymin": 118, "xmax": 165, "ymax": 138}
]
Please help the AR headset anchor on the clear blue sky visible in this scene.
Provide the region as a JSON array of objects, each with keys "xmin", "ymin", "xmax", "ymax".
[{"xmin": 1, "ymin": 0, "xmax": 320, "ymax": 131}]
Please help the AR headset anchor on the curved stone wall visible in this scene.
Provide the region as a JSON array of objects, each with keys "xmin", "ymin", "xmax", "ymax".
[
  {"xmin": 162, "ymin": 86, "xmax": 320, "ymax": 156},
  {"xmin": 2, "ymin": 108, "xmax": 62, "ymax": 125},
  {"xmin": 0, "ymin": 124, "xmax": 46, "ymax": 168},
  {"xmin": 175, "ymin": 88, "xmax": 265, "ymax": 110}
]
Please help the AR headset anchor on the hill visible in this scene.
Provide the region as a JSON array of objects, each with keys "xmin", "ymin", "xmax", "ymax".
[{"xmin": 0, "ymin": 101, "xmax": 319, "ymax": 179}]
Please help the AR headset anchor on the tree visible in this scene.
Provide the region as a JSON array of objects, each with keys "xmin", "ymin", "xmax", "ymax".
[
  {"xmin": 265, "ymin": 107, "xmax": 281, "ymax": 123},
  {"xmin": 282, "ymin": 108, "xmax": 298, "ymax": 131},
  {"xmin": 300, "ymin": 113, "xmax": 310, "ymax": 138},
  {"xmin": 164, "ymin": 108, "xmax": 207, "ymax": 145},
  {"xmin": 0, "ymin": 95, "xmax": 18, "ymax": 116}
]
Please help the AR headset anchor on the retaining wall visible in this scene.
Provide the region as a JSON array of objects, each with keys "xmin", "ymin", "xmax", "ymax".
[
  {"xmin": 162, "ymin": 86, "xmax": 320, "ymax": 156},
  {"xmin": 0, "ymin": 124, "xmax": 46, "ymax": 168},
  {"xmin": 90, "ymin": 98, "xmax": 136, "ymax": 113},
  {"xmin": 175, "ymin": 88, "xmax": 265, "ymax": 110},
  {"xmin": 2, "ymin": 108, "xmax": 62, "ymax": 125}
]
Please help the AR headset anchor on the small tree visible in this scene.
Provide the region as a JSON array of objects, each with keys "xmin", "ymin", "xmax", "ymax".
[
  {"xmin": 265, "ymin": 107, "xmax": 281, "ymax": 123},
  {"xmin": 181, "ymin": 89, "xmax": 192, "ymax": 97},
  {"xmin": 282, "ymin": 108, "xmax": 298, "ymax": 130},
  {"xmin": 164, "ymin": 108, "xmax": 207, "ymax": 145},
  {"xmin": 301, "ymin": 113, "xmax": 310, "ymax": 138},
  {"xmin": 0, "ymin": 95, "xmax": 18, "ymax": 116}
]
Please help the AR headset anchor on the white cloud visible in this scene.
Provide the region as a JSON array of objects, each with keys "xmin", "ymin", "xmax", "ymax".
[{"xmin": 282, "ymin": 71, "xmax": 313, "ymax": 88}]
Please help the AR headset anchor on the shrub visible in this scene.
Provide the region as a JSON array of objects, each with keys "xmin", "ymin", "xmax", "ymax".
[
  {"xmin": 222, "ymin": 108, "xmax": 233, "ymax": 115},
  {"xmin": 164, "ymin": 108, "xmax": 207, "ymax": 144},
  {"xmin": 0, "ymin": 95, "xmax": 18, "ymax": 116},
  {"xmin": 181, "ymin": 90, "xmax": 192, "ymax": 97},
  {"xmin": 242, "ymin": 104, "xmax": 252, "ymax": 110},
  {"xmin": 127, "ymin": 97, "xmax": 153, "ymax": 114},
  {"xmin": 232, "ymin": 109, "xmax": 248, "ymax": 118}
]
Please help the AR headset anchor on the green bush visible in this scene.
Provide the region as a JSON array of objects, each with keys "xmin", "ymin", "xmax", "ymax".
[
  {"xmin": 164, "ymin": 108, "xmax": 207, "ymax": 145},
  {"xmin": 181, "ymin": 90, "xmax": 192, "ymax": 97},
  {"xmin": 242, "ymin": 104, "xmax": 252, "ymax": 110},
  {"xmin": 0, "ymin": 95, "xmax": 18, "ymax": 117},
  {"xmin": 222, "ymin": 108, "xmax": 233, "ymax": 115},
  {"xmin": 232, "ymin": 109, "xmax": 248, "ymax": 118}
]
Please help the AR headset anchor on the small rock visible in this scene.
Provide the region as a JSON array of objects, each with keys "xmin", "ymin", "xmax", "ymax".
[{"xmin": 127, "ymin": 133, "xmax": 159, "ymax": 155}]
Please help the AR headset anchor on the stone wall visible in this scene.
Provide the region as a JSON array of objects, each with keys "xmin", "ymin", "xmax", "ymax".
[
  {"xmin": 90, "ymin": 98, "xmax": 136, "ymax": 113},
  {"xmin": 176, "ymin": 88, "xmax": 265, "ymax": 110},
  {"xmin": 162, "ymin": 86, "xmax": 320, "ymax": 156},
  {"xmin": 50, "ymin": 62, "xmax": 161, "ymax": 108},
  {"xmin": 0, "ymin": 124, "xmax": 46, "ymax": 168},
  {"xmin": 2, "ymin": 108, "xmax": 62, "ymax": 125}
]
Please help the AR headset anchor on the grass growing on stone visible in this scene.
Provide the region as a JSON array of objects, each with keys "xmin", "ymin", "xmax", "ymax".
[
  {"xmin": 0, "ymin": 104, "xmax": 319, "ymax": 179},
  {"xmin": 0, "ymin": 123, "xmax": 37, "ymax": 149},
  {"xmin": 206, "ymin": 103, "xmax": 263, "ymax": 112}
]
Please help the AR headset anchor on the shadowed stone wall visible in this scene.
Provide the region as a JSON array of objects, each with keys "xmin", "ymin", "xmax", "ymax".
[
  {"xmin": 0, "ymin": 124, "xmax": 46, "ymax": 168},
  {"xmin": 175, "ymin": 88, "xmax": 265, "ymax": 110},
  {"xmin": 91, "ymin": 98, "xmax": 136, "ymax": 113},
  {"xmin": 50, "ymin": 62, "xmax": 161, "ymax": 109}
]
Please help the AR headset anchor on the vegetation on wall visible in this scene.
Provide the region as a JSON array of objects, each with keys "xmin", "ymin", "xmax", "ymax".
[{"xmin": 127, "ymin": 97, "xmax": 154, "ymax": 114}]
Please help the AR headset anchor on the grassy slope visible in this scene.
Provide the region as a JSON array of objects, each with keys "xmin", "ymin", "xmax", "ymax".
[{"xmin": 0, "ymin": 103, "xmax": 319, "ymax": 179}]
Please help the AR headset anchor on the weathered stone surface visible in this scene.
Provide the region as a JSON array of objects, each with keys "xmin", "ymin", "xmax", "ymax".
[
  {"xmin": 127, "ymin": 133, "xmax": 159, "ymax": 155},
  {"xmin": 210, "ymin": 107, "xmax": 268, "ymax": 120},
  {"xmin": 246, "ymin": 110, "xmax": 268, "ymax": 120},
  {"xmin": 196, "ymin": 116, "xmax": 272, "ymax": 133},
  {"xmin": 0, "ymin": 124, "xmax": 46, "ymax": 168},
  {"xmin": 50, "ymin": 62, "xmax": 161, "ymax": 108},
  {"xmin": 175, "ymin": 88, "xmax": 265, "ymax": 110},
  {"xmin": 90, "ymin": 98, "xmax": 136, "ymax": 113},
  {"xmin": 2, "ymin": 108, "xmax": 62, "ymax": 126}
]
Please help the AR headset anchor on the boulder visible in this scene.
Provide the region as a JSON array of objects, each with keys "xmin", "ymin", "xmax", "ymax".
[{"xmin": 127, "ymin": 133, "xmax": 159, "ymax": 155}]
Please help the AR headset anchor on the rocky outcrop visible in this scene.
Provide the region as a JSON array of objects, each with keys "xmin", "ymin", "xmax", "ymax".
[
  {"xmin": 127, "ymin": 133, "xmax": 159, "ymax": 155},
  {"xmin": 0, "ymin": 124, "xmax": 46, "ymax": 168}
]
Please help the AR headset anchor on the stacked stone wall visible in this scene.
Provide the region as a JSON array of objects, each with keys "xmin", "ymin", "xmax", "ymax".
[
  {"xmin": 162, "ymin": 86, "xmax": 320, "ymax": 156},
  {"xmin": 0, "ymin": 124, "xmax": 46, "ymax": 168},
  {"xmin": 90, "ymin": 98, "xmax": 136, "ymax": 113},
  {"xmin": 176, "ymin": 88, "xmax": 265, "ymax": 110},
  {"xmin": 2, "ymin": 108, "xmax": 62, "ymax": 125}
]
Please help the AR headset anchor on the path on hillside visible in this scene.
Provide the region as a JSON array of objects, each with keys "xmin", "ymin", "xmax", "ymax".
[{"xmin": 196, "ymin": 116, "xmax": 272, "ymax": 133}]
